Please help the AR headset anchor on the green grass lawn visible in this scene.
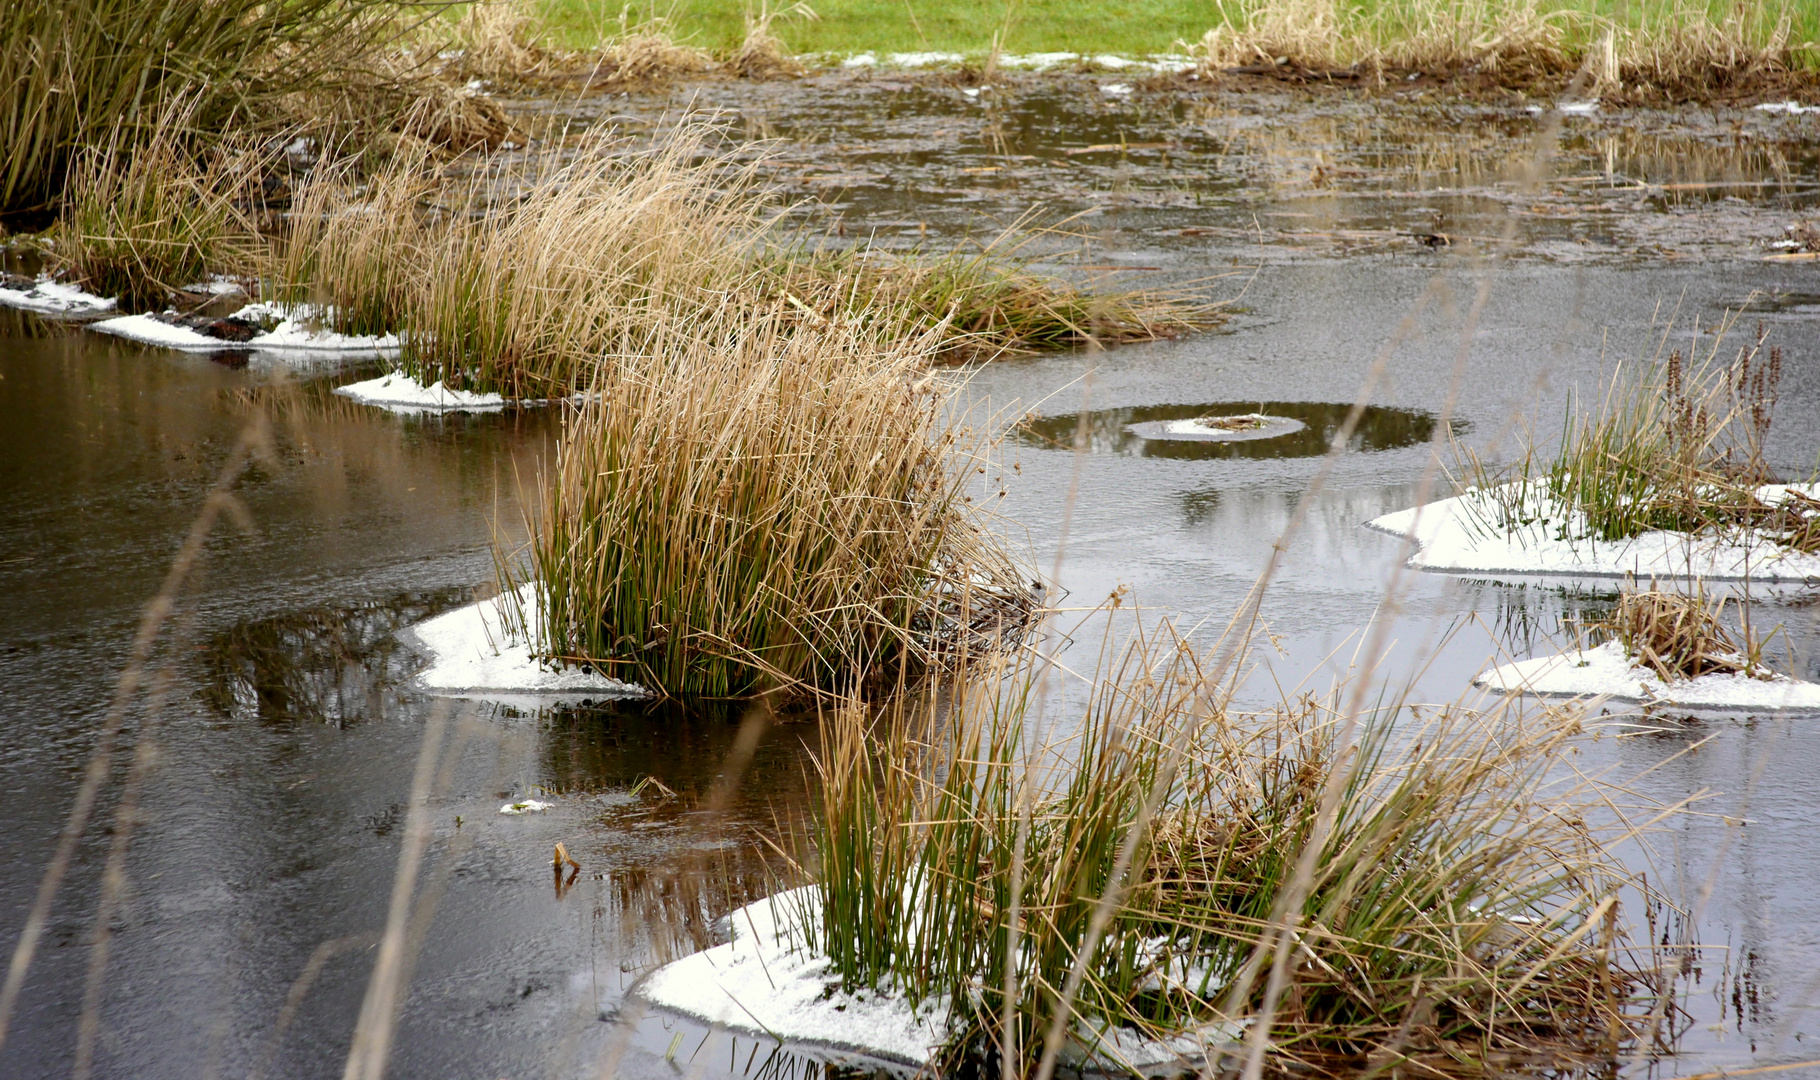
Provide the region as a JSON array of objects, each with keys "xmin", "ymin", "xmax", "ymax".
[
  {"xmin": 521, "ymin": 0, "xmax": 1817, "ymax": 68},
  {"xmin": 524, "ymin": 0, "xmax": 1215, "ymax": 56}
]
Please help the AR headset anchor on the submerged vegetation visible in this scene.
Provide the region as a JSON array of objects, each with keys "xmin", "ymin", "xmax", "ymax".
[
  {"xmin": 1466, "ymin": 318, "xmax": 1820, "ymax": 552},
  {"xmin": 801, "ymin": 610, "xmax": 1675, "ymax": 1076}
]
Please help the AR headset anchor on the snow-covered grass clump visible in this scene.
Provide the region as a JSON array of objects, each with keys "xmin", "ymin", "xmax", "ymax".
[
  {"xmin": 1367, "ymin": 482, "xmax": 1820, "ymax": 582},
  {"xmin": 1377, "ymin": 321, "xmax": 1820, "ymax": 583},
  {"xmin": 1478, "ymin": 640, "xmax": 1820, "ymax": 713}
]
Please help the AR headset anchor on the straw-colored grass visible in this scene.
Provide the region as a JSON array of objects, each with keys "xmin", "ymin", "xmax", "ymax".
[
  {"xmin": 274, "ymin": 133, "xmax": 1213, "ymax": 395},
  {"xmin": 54, "ymin": 109, "xmax": 267, "ymax": 312},
  {"xmin": 503, "ymin": 307, "xmax": 1031, "ymax": 698},
  {"xmin": 0, "ymin": 0, "xmax": 403, "ymax": 215},
  {"xmin": 775, "ymin": 232, "xmax": 1218, "ymax": 362},
  {"xmin": 1594, "ymin": 587, "xmax": 1770, "ymax": 681},
  {"xmin": 803, "ymin": 612, "xmax": 1672, "ymax": 1076},
  {"xmin": 1188, "ymin": 0, "xmax": 1816, "ymax": 91}
]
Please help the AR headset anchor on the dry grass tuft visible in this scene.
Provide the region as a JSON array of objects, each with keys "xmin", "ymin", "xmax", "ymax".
[
  {"xmin": 776, "ymin": 234, "xmax": 1217, "ymax": 362},
  {"xmin": 441, "ymin": 0, "xmax": 557, "ymax": 86},
  {"xmin": 505, "ymin": 307, "xmax": 1031, "ymax": 698},
  {"xmin": 805, "ymin": 609, "xmax": 1675, "ymax": 1076},
  {"xmin": 728, "ymin": 2, "xmax": 818, "ymax": 79},
  {"xmin": 1187, "ymin": 0, "xmax": 1812, "ymax": 93},
  {"xmin": 1594, "ymin": 587, "xmax": 1768, "ymax": 682},
  {"xmin": 55, "ymin": 105, "xmax": 268, "ymax": 311}
]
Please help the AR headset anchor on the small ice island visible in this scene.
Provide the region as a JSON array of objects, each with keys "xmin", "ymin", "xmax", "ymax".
[
  {"xmin": 1367, "ymin": 484, "xmax": 1820, "ymax": 583},
  {"xmin": 1477, "ymin": 640, "xmax": 1820, "ymax": 713},
  {"xmin": 405, "ymin": 585, "xmax": 646, "ymax": 701}
]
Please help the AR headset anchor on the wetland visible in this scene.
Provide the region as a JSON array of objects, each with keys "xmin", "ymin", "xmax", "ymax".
[{"xmin": 5, "ymin": 56, "xmax": 1820, "ymax": 1080}]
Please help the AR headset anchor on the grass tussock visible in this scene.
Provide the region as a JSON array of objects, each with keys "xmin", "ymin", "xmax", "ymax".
[
  {"xmin": 1594, "ymin": 586, "xmax": 1771, "ymax": 681},
  {"xmin": 776, "ymin": 231, "xmax": 1218, "ymax": 361},
  {"xmin": 728, "ymin": 2, "xmax": 820, "ymax": 79},
  {"xmin": 504, "ymin": 308, "xmax": 1031, "ymax": 698},
  {"xmin": 0, "ymin": 0, "xmax": 403, "ymax": 215},
  {"xmin": 278, "ymin": 130, "xmax": 771, "ymax": 396},
  {"xmin": 1188, "ymin": 0, "xmax": 1816, "ymax": 94},
  {"xmin": 55, "ymin": 109, "xmax": 268, "ymax": 311},
  {"xmin": 804, "ymin": 613, "xmax": 1671, "ymax": 1075},
  {"xmin": 274, "ymin": 133, "xmax": 1212, "ymax": 394},
  {"xmin": 1467, "ymin": 317, "xmax": 1820, "ymax": 551}
]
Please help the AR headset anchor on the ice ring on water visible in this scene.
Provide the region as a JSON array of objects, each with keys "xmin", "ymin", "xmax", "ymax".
[{"xmin": 1138, "ymin": 412, "xmax": 1306, "ymax": 442}]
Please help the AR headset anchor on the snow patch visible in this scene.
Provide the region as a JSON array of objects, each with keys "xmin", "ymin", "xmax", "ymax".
[
  {"xmin": 1366, "ymin": 485, "xmax": 1820, "ymax": 583},
  {"xmin": 89, "ymin": 302, "xmax": 399, "ymax": 354},
  {"xmin": 636, "ymin": 887, "xmax": 1247, "ymax": 1073},
  {"xmin": 1756, "ymin": 101, "xmax": 1819, "ymax": 115},
  {"xmin": 334, "ymin": 371, "xmax": 510, "ymax": 414},
  {"xmin": 1478, "ymin": 640, "xmax": 1820, "ymax": 713},
  {"xmin": 0, "ymin": 279, "xmax": 116, "ymax": 316},
  {"xmin": 498, "ymin": 799, "xmax": 554, "ymax": 815},
  {"xmin": 885, "ymin": 51, "xmax": 965, "ymax": 67},
  {"xmin": 1100, "ymin": 82, "xmax": 1133, "ymax": 96},
  {"xmin": 406, "ymin": 584, "xmax": 648, "ymax": 701}
]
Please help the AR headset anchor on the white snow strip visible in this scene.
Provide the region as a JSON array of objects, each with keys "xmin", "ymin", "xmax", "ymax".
[
  {"xmin": 407, "ymin": 584, "xmax": 648, "ymax": 700},
  {"xmin": 1756, "ymin": 101, "xmax": 1819, "ymax": 115},
  {"xmin": 499, "ymin": 799, "xmax": 554, "ymax": 815},
  {"xmin": 0, "ymin": 279, "xmax": 116, "ymax": 316},
  {"xmin": 1100, "ymin": 82, "xmax": 1134, "ymax": 96},
  {"xmin": 842, "ymin": 51, "xmax": 878, "ymax": 67},
  {"xmin": 334, "ymin": 370, "xmax": 509, "ymax": 414},
  {"xmin": 885, "ymin": 51, "xmax": 965, "ymax": 67},
  {"xmin": 637, "ymin": 887, "xmax": 1247, "ymax": 1072},
  {"xmin": 89, "ymin": 301, "xmax": 399, "ymax": 353},
  {"xmin": 1478, "ymin": 641, "xmax": 1820, "ymax": 713},
  {"xmin": 1365, "ymin": 484, "xmax": 1820, "ymax": 583}
]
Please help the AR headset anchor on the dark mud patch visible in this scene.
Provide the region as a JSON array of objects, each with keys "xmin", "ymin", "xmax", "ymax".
[{"xmin": 1015, "ymin": 400, "xmax": 1458, "ymax": 459}]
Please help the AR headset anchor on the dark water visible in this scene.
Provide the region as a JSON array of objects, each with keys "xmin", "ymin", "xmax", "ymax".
[{"xmin": 5, "ymin": 80, "xmax": 1820, "ymax": 1079}]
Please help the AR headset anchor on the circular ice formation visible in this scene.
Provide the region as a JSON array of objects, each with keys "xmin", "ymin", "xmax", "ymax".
[{"xmin": 1144, "ymin": 413, "xmax": 1307, "ymax": 441}]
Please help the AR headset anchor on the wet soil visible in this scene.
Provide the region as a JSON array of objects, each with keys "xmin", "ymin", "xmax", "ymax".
[{"xmin": 3, "ymin": 81, "xmax": 1820, "ymax": 1078}]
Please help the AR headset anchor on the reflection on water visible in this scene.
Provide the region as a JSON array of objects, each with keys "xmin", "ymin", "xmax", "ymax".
[
  {"xmin": 1016, "ymin": 400, "xmax": 1458, "ymax": 460},
  {"xmin": 202, "ymin": 590, "xmax": 471, "ymax": 727}
]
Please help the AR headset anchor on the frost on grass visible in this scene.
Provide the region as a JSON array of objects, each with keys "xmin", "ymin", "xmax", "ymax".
[
  {"xmin": 0, "ymin": 277, "xmax": 116, "ymax": 316},
  {"xmin": 89, "ymin": 301, "xmax": 400, "ymax": 354},
  {"xmin": 334, "ymin": 371, "xmax": 512, "ymax": 414},
  {"xmin": 1478, "ymin": 640, "xmax": 1820, "ymax": 713},
  {"xmin": 406, "ymin": 585, "xmax": 647, "ymax": 701},
  {"xmin": 1367, "ymin": 484, "xmax": 1820, "ymax": 582},
  {"xmin": 634, "ymin": 887, "xmax": 1242, "ymax": 1073}
]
